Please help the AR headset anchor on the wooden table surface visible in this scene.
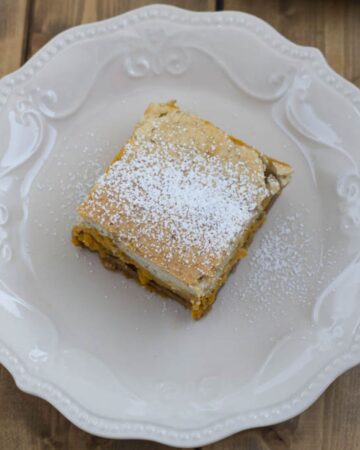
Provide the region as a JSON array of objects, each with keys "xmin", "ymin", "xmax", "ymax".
[{"xmin": 1, "ymin": 0, "xmax": 359, "ymax": 449}]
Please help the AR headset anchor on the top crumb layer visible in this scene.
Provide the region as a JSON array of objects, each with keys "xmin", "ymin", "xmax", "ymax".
[{"xmin": 78, "ymin": 101, "xmax": 270, "ymax": 285}]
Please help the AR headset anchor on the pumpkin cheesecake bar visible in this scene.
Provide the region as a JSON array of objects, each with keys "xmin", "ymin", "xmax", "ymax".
[{"xmin": 72, "ymin": 101, "xmax": 293, "ymax": 319}]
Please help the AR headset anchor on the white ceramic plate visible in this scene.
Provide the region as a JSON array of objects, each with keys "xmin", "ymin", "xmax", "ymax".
[{"xmin": 1, "ymin": 5, "xmax": 360, "ymax": 447}]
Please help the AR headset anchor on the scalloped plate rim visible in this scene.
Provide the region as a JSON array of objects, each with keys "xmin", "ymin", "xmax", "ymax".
[
  {"xmin": 1, "ymin": 5, "xmax": 359, "ymax": 109},
  {"xmin": 0, "ymin": 4, "xmax": 360, "ymax": 447},
  {"xmin": 1, "ymin": 336, "xmax": 359, "ymax": 447}
]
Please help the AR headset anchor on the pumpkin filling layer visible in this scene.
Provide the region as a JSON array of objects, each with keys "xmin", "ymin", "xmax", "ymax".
[{"xmin": 72, "ymin": 101, "xmax": 293, "ymax": 319}]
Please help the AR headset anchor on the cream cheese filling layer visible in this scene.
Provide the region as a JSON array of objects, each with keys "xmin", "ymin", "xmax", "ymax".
[{"xmin": 77, "ymin": 212, "xmax": 262, "ymax": 299}]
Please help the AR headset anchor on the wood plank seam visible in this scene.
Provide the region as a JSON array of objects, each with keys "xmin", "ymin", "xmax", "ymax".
[
  {"xmin": 23, "ymin": 0, "xmax": 35, "ymax": 63},
  {"xmin": 13, "ymin": 0, "xmax": 32, "ymax": 68},
  {"xmin": 216, "ymin": 0, "xmax": 224, "ymax": 11}
]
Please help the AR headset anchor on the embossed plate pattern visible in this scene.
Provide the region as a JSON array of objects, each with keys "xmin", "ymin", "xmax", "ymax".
[{"xmin": 0, "ymin": 5, "xmax": 360, "ymax": 447}]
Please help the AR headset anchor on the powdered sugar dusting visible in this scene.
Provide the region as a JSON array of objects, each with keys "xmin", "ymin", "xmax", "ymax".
[
  {"xmin": 80, "ymin": 109, "xmax": 270, "ymax": 280},
  {"xmin": 247, "ymin": 214, "xmax": 314, "ymax": 302},
  {"xmin": 100, "ymin": 148, "xmax": 261, "ymax": 253},
  {"xmin": 223, "ymin": 210, "xmax": 322, "ymax": 326}
]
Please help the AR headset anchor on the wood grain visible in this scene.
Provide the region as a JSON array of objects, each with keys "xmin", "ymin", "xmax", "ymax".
[
  {"xmin": 0, "ymin": 365, "xmax": 183, "ymax": 450},
  {"xmin": 1, "ymin": 1, "xmax": 360, "ymax": 449},
  {"xmin": 0, "ymin": 0, "xmax": 30, "ymax": 77},
  {"xmin": 203, "ymin": 366, "xmax": 360, "ymax": 450},
  {"xmin": 27, "ymin": 0, "xmax": 215, "ymax": 57},
  {"xmin": 1, "ymin": 1, "xmax": 213, "ymax": 448},
  {"xmin": 205, "ymin": 1, "xmax": 360, "ymax": 449},
  {"xmin": 223, "ymin": 0, "xmax": 360, "ymax": 87}
]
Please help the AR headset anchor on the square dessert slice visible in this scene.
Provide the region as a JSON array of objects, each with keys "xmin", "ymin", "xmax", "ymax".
[{"xmin": 72, "ymin": 101, "xmax": 293, "ymax": 319}]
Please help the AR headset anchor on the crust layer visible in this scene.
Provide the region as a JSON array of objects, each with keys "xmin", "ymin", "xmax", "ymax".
[{"xmin": 72, "ymin": 101, "xmax": 293, "ymax": 318}]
